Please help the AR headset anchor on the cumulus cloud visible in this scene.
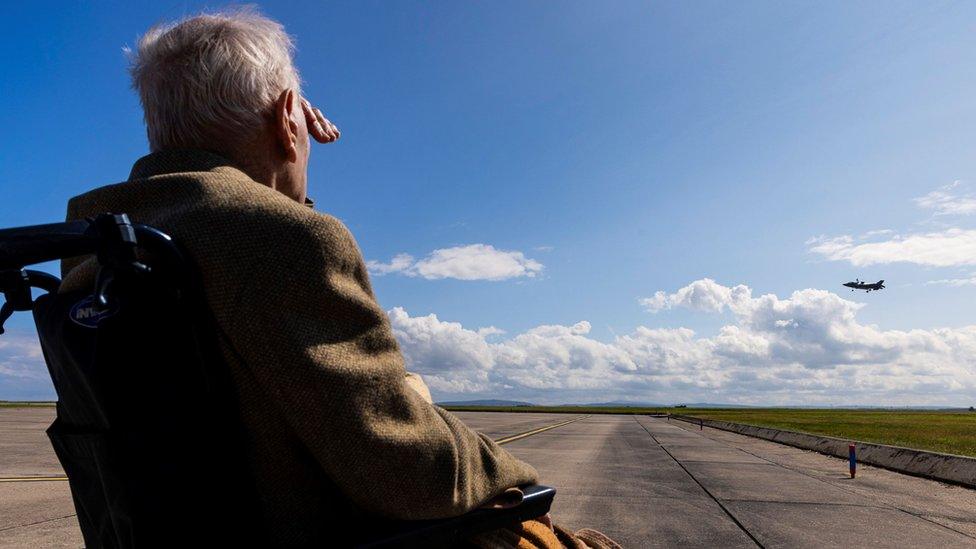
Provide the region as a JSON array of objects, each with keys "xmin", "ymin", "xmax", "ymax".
[
  {"xmin": 477, "ymin": 326, "xmax": 506, "ymax": 338},
  {"xmin": 639, "ymin": 278, "xmax": 752, "ymax": 313},
  {"xmin": 926, "ymin": 276, "xmax": 976, "ymax": 287},
  {"xmin": 389, "ymin": 280, "xmax": 976, "ymax": 406},
  {"xmin": 368, "ymin": 244, "xmax": 543, "ymax": 281},
  {"xmin": 6, "ymin": 280, "xmax": 975, "ymax": 406},
  {"xmin": 860, "ymin": 229, "xmax": 895, "ymax": 238},
  {"xmin": 810, "ymin": 181, "xmax": 976, "ymax": 267},
  {"xmin": 914, "ymin": 181, "xmax": 976, "ymax": 216},
  {"xmin": 366, "ymin": 253, "xmax": 415, "ymax": 275},
  {"xmin": 388, "ymin": 307, "xmax": 496, "ymax": 393},
  {"xmin": 494, "ymin": 321, "xmax": 638, "ymax": 391},
  {"xmin": 807, "ymin": 229, "xmax": 976, "ymax": 267},
  {"xmin": 0, "ymin": 331, "xmax": 54, "ymax": 400}
]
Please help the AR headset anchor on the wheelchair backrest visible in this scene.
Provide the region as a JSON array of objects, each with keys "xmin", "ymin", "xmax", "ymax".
[{"xmin": 2, "ymin": 214, "xmax": 261, "ymax": 547}]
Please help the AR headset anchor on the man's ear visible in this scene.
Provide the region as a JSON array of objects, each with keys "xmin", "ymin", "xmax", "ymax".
[{"xmin": 274, "ymin": 88, "xmax": 300, "ymax": 163}]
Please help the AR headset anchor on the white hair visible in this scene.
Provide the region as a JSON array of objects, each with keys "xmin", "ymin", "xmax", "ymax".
[{"xmin": 127, "ymin": 8, "xmax": 301, "ymax": 152}]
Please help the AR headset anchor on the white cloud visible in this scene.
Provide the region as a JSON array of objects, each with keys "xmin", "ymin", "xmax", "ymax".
[
  {"xmin": 0, "ymin": 331, "xmax": 54, "ymax": 400},
  {"xmin": 368, "ymin": 244, "xmax": 543, "ymax": 281},
  {"xmin": 388, "ymin": 307, "xmax": 496, "ymax": 393},
  {"xmin": 809, "ymin": 181, "xmax": 976, "ymax": 268},
  {"xmin": 494, "ymin": 321, "xmax": 638, "ymax": 391},
  {"xmin": 366, "ymin": 253, "xmax": 415, "ymax": 275},
  {"xmin": 860, "ymin": 229, "xmax": 895, "ymax": 239},
  {"xmin": 914, "ymin": 181, "xmax": 976, "ymax": 216},
  {"xmin": 807, "ymin": 229, "xmax": 976, "ymax": 267},
  {"xmin": 0, "ymin": 335, "xmax": 44, "ymax": 378},
  {"xmin": 639, "ymin": 278, "xmax": 752, "ymax": 313},
  {"xmin": 389, "ymin": 279, "xmax": 976, "ymax": 406},
  {"xmin": 413, "ymin": 245, "xmax": 543, "ymax": 280},
  {"xmin": 476, "ymin": 326, "xmax": 506, "ymax": 338},
  {"xmin": 926, "ymin": 276, "xmax": 976, "ymax": 287},
  {"xmin": 637, "ymin": 292, "xmax": 668, "ymax": 312},
  {"xmin": 4, "ymin": 280, "xmax": 976, "ymax": 405}
]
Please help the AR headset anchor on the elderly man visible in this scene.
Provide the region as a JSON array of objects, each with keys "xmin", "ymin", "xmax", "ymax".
[{"xmin": 61, "ymin": 9, "xmax": 616, "ymax": 549}]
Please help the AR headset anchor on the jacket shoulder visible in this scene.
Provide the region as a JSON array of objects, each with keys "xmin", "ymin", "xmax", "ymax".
[
  {"xmin": 194, "ymin": 178, "xmax": 362, "ymax": 270},
  {"xmin": 62, "ymin": 169, "xmax": 367, "ymax": 293}
]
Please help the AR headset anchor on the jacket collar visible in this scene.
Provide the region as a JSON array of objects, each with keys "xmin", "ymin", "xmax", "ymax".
[
  {"xmin": 128, "ymin": 149, "xmax": 240, "ymax": 180},
  {"xmin": 128, "ymin": 149, "xmax": 316, "ymax": 209}
]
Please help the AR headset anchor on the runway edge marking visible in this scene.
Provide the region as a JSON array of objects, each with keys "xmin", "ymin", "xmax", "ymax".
[{"xmin": 635, "ymin": 416, "xmax": 765, "ymax": 548}]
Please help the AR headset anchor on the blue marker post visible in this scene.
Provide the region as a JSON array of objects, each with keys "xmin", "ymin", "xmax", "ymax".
[{"xmin": 848, "ymin": 443, "xmax": 856, "ymax": 479}]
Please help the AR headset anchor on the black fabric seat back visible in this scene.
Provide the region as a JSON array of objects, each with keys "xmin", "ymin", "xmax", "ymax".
[{"xmin": 33, "ymin": 263, "xmax": 262, "ymax": 548}]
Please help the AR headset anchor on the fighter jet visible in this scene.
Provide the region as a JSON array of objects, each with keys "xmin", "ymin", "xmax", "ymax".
[{"xmin": 843, "ymin": 278, "xmax": 885, "ymax": 292}]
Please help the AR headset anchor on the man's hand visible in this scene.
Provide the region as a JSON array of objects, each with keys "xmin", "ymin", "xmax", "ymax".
[
  {"xmin": 405, "ymin": 372, "xmax": 433, "ymax": 404},
  {"xmin": 302, "ymin": 98, "xmax": 340, "ymax": 143}
]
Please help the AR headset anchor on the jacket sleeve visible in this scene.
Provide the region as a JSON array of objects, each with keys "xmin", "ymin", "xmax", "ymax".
[{"xmin": 224, "ymin": 212, "xmax": 538, "ymax": 520}]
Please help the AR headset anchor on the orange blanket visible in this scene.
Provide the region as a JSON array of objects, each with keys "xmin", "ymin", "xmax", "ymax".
[{"xmin": 469, "ymin": 519, "xmax": 622, "ymax": 549}]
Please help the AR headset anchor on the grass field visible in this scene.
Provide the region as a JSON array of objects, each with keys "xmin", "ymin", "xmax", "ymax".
[
  {"xmin": 684, "ymin": 408, "xmax": 976, "ymax": 457},
  {"xmin": 443, "ymin": 405, "xmax": 976, "ymax": 457}
]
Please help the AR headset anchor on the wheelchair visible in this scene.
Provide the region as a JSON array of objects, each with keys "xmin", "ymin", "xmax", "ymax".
[{"xmin": 0, "ymin": 213, "xmax": 554, "ymax": 548}]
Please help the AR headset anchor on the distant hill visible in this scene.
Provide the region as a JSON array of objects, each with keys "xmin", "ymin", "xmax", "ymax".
[
  {"xmin": 574, "ymin": 402, "xmax": 758, "ymax": 408},
  {"xmin": 678, "ymin": 403, "xmax": 756, "ymax": 409},
  {"xmin": 437, "ymin": 399, "xmax": 536, "ymax": 407},
  {"xmin": 442, "ymin": 400, "xmax": 746, "ymax": 408},
  {"xmin": 436, "ymin": 400, "xmax": 969, "ymax": 411},
  {"xmin": 572, "ymin": 401, "xmax": 666, "ymax": 407}
]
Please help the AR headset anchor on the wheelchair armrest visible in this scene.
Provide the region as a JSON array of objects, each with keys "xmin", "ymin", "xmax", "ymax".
[{"xmin": 357, "ymin": 484, "xmax": 556, "ymax": 548}]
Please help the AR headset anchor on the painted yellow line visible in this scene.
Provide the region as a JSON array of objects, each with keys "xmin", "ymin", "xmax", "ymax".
[
  {"xmin": 0, "ymin": 476, "xmax": 68, "ymax": 483},
  {"xmin": 495, "ymin": 416, "xmax": 589, "ymax": 445}
]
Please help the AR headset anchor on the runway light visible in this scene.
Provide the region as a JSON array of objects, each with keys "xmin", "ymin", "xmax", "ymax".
[{"xmin": 849, "ymin": 443, "xmax": 857, "ymax": 479}]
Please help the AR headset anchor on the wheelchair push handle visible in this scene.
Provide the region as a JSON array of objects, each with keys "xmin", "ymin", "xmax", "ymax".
[
  {"xmin": 0, "ymin": 269, "xmax": 60, "ymax": 334},
  {"xmin": 0, "ymin": 213, "xmax": 187, "ymax": 334},
  {"xmin": 0, "ymin": 219, "xmax": 95, "ymax": 271}
]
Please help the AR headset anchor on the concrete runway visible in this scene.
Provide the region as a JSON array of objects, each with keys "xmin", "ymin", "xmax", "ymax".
[
  {"xmin": 468, "ymin": 413, "xmax": 976, "ymax": 547},
  {"xmin": 3, "ymin": 408, "xmax": 976, "ymax": 547}
]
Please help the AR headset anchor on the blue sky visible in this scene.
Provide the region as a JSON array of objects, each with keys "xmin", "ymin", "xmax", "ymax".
[{"xmin": 2, "ymin": 1, "xmax": 976, "ymax": 404}]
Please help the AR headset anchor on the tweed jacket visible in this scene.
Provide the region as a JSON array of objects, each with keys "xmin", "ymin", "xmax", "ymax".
[{"xmin": 61, "ymin": 150, "xmax": 538, "ymax": 545}]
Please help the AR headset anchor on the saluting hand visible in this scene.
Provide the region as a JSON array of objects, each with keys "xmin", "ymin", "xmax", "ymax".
[{"xmin": 302, "ymin": 98, "xmax": 340, "ymax": 144}]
